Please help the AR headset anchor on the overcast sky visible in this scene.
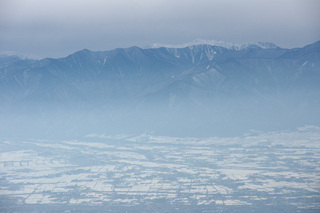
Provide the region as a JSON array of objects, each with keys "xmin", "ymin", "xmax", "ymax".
[{"xmin": 1, "ymin": 0, "xmax": 319, "ymax": 58}]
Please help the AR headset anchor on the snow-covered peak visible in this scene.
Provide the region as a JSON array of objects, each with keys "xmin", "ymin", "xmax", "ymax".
[
  {"xmin": 146, "ymin": 39, "xmax": 279, "ymax": 50},
  {"xmin": 0, "ymin": 51, "xmax": 42, "ymax": 60},
  {"xmin": 241, "ymin": 42, "xmax": 279, "ymax": 49},
  {"xmin": 146, "ymin": 39, "xmax": 242, "ymax": 50}
]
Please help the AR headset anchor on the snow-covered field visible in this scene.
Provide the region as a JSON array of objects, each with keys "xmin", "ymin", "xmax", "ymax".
[{"xmin": 1, "ymin": 127, "xmax": 320, "ymax": 212}]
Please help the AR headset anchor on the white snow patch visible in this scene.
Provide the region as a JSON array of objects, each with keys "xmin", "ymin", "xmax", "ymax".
[
  {"xmin": 301, "ymin": 61, "xmax": 308, "ymax": 67},
  {"xmin": 103, "ymin": 56, "xmax": 108, "ymax": 65}
]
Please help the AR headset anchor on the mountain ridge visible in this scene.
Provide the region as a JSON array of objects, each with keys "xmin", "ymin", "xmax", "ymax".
[
  {"xmin": 146, "ymin": 39, "xmax": 280, "ymax": 50},
  {"xmin": 0, "ymin": 40, "xmax": 319, "ymax": 138}
]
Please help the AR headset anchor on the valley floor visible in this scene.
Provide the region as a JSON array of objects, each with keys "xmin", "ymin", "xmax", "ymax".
[{"xmin": 1, "ymin": 127, "xmax": 320, "ymax": 212}]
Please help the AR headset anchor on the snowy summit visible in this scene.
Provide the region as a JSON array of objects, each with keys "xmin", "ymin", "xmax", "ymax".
[{"xmin": 146, "ymin": 39, "xmax": 279, "ymax": 50}]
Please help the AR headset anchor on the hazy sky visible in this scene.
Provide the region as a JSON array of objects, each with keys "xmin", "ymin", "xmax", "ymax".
[{"xmin": 1, "ymin": 0, "xmax": 319, "ymax": 58}]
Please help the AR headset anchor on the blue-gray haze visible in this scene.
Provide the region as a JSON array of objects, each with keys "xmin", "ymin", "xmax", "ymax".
[
  {"xmin": 0, "ymin": 41, "xmax": 319, "ymax": 138},
  {"xmin": 1, "ymin": 1, "xmax": 320, "ymax": 212},
  {"xmin": 0, "ymin": 0, "xmax": 320, "ymax": 58}
]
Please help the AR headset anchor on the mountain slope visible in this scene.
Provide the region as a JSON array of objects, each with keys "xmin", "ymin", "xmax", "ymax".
[{"xmin": 0, "ymin": 41, "xmax": 319, "ymax": 138}]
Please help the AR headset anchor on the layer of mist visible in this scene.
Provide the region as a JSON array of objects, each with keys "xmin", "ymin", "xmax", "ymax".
[{"xmin": 0, "ymin": 41, "xmax": 319, "ymax": 139}]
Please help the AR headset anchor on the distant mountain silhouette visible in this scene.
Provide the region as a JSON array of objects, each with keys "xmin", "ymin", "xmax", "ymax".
[{"xmin": 0, "ymin": 41, "xmax": 319, "ymax": 138}]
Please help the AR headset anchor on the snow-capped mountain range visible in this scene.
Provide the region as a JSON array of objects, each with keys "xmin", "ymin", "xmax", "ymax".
[
  {"xmin": 0, "ymin": 40, "xmax": 319, "ymax": 138},
  {"xmin": 147, "ymin": 39, "xmax": 279, "ymax": 50}
]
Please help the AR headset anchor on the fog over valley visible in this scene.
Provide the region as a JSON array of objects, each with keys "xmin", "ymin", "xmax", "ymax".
[
  {"xmin": 1, "ymin": 1, "xmax": 320, "ymax": 211},
  {"xmin": 1, "ymin": 38, "xmax": 320, "ymax": 212},
  {"xmin": 1, "ymin": 41, "xmax": 319, "ymax": 138}
]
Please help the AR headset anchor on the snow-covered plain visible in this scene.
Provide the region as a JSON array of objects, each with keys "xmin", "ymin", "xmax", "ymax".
[{"xmin": 0, "ymin": 127, "xmax": 319, "ymax": 212}]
